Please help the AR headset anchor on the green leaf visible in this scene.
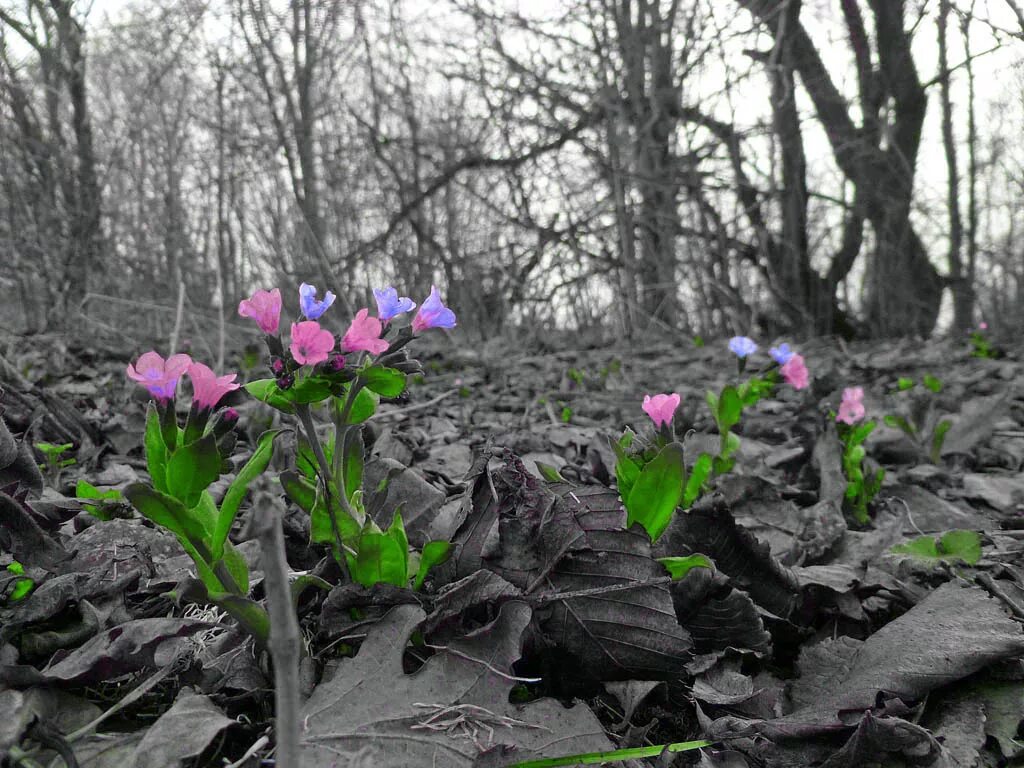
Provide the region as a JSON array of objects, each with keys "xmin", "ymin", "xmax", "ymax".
[
  {"xmin": 625, "ymin": 442, "xmax": 685, "ymax": 543},
  {"xmin": 683, "ymin": 453, "xmax": 712, "ymax": 507},
  {"xmin": 658, "ymin": 554, "xmax": 713, "ymax": 581},
  {"xmin": 360, "ymin": 365, "xmax": 407, "ymax": 398},
  {"xmin": 244, "ymin": 379, "xmax": 296, "ymax": 414},
  {"xmin": 158, "ymin": 402, "xmax": 179, "ymax": 452},
  {"xmin": 719, "ymin": 431, "xmax": 741, "ymax": 460},
  {"xmin": 76, "ymin": 480, "xmax": 122, "ymax": 521},
  {"xmin": 348, "ymin": 513, "xmax": 409, "ymax": 588},
  {"xmin": 931, "ymin": 419, "xmax": 952, "ymax": 463},
  {"xmin": 413, "ymin": 540, "xmax": 452, "ymax": 591},
  {"xmin": 937, "ymin": 529, "xmax": 982, "ymax": 565},
  {"xmin": 891, "ymin": 529, "xmax": 981, "ymax": 566},
  {"xmin": 343, "ymin": 387, "xmax": 378, "ymax": 424},
  {"xmin": 897, "ymin": 377, "xmax": 915, "ymax": 391},
  {"xmin": 923, "ymin": 374, "xmax": 943, "ymax": 393},
  {"xmin": 219, "ymin": 539, "xmax": 250, "ymax": 595},
  {"xmin": 289, "ymin": 376, "xmax": 334, "ymax": 404},
  {"xmin": 212, "ymin": 429, "xmax": 282, "ymax": 559},
  {"xmin": 144, "ymin": 404, "xmax": 169, "ymax": 493},
  {"xmin": 301, "ymin": 478, "xmax": 361, "ymax": 549},
  {"xmin": 712, "ymin": 456, "xmax": 734, "ymax": 475},
  {"xmin": 337, "ymin": 427, "xmax": 364, "ymax": 506},
  {"xmin": 850, "ymin": 420, "xmax": 876, "ymax": 446},
  {"xmin": 280, "ymin": 470, "xmax": 317, "ymax": 513},
  {"xmin": 124, "ymin": 484, "xmax": 213, "ymax": 562},
  {"xmin": 535, "ymin": 462, "xmax": 565, "ymax": 483},
  {"xmin": 884, "ymin": 413, "xmax": 917, "ymax": 437},
  {"xmin": 717, "ymin": 386, "xmax": 742, "ymax": 432},
  {"xmin": 76, "ymin": 480, "xmax": 121, "ymax": 502},
  {"xmin": 165, "ymin": 433, "xmax": 222, "ymax": 509},
  {"xmin": 35, "ymin": 442, "xmax": 73, "ymax": 457},
  {"xmin": 705, "ymin": 391, "xmax": 718, "ymax": 419}
]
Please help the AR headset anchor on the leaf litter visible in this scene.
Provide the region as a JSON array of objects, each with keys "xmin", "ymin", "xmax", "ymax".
[{"xmin": 2, "ymin": 333, "xmax": 1024, "ymax": 766}]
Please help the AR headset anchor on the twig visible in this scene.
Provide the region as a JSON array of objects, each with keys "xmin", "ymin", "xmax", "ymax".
[
  {"xmin": 169, "ymin": 280, "xmax": 186, "ymax": 356},
  {"xmin": 222, "ymin": 734, "xmax": 270, "ymax": 768},
  {"xmin": 66, "ymin": 648, "xmax": 190, "ymax": 742},
  {"xmin": 250, "ymin": 491, "xmax": 303, "ymax": 768},
  {"xmin": 976, "ymin": 572, "xmax": 1024, "ymax": 621},
  {"xmin": 373, "ymin": 388, "xmax": 459, "ymax": 420}
]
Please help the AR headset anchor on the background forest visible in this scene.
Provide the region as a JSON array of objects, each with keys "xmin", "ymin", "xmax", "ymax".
[{"xmin": 1, "ymin": 0, "xmax": 1023, "ymax": 344}]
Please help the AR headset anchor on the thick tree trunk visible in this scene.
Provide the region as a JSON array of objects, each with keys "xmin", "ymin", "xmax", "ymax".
[{"xmin": 738, "ymin": 0, "xmax": 942, "ymax": 337}]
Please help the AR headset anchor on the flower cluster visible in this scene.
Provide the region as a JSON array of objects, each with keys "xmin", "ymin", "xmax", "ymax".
[
  {"xmin": 232, "ymin": 282, "xmax": 456, "ymax": 389},
  {"xmin": 126, "ymin": 351, "xmax": 239, "ymax": 410},
  {"xmin": 727, "ymin": 335, "xmax": 809, "ymax": 391}
]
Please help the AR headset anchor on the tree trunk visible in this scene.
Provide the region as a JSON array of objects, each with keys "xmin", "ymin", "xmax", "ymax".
[{"xmin": 738, "ymin": 0, "xmax": 943, "ymax": 337}]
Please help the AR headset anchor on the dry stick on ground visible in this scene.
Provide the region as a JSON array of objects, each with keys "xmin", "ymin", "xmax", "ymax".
[{"xmin": 250, "ymin": 491, "xmax": 302, "ymax": 768}]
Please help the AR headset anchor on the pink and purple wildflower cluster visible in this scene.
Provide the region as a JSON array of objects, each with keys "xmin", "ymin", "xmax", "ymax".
[
  {"xmin": 126, "ymin": 352, "xmax": 239, "ymax": 410},
  {"xmin": 237, "ymin": 282, "xmax": 455, "ymax": 368},
  {"xmin": 727, "ymin": 336, "xmax": 809, "ymax": 391},
  {"xmin": 128, "ymin": 282, "xmax": 455, "ymax": 405}
]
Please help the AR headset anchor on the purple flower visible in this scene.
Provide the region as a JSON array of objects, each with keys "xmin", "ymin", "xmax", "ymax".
[
  {"xmin": 299, "ymin": 282, "xmax": 336, "ymax": 321},
  {"xmin": 769, "ymin": 343, "xmax": 793, "ymax": 365},
  {"xmin": 728, "ymin": 336, "xmax": 758, "ymax": 358},
  {"xmin": 373, "ymin": 286, "xmax": 416, "ymax": 323},
  {"xmin": 126, "ymin": 352, "xmax": 193, "ymax": 402},
  {"xmin": 412, "ymin": 286, "xmax": 457, "ymax": 333}
]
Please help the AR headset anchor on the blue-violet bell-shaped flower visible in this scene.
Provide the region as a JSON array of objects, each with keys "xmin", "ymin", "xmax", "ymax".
[
  {"xmin": 729, "ymin": 336, "xmax": 758, "ymax": 358},
  {"xmin": 412, "ymin": 285, "xmax": 457, "ymax": 333},
  {"xmin": 373, "ymin": 286, "xmax": 416, "ymax": 323},
  {"xmin": 299, "ymin": 282, "xmax": 336, "ymax": 320},
  {"xmin": 769, "ymin": 343, "xmax": 793, "ymax": 365}
]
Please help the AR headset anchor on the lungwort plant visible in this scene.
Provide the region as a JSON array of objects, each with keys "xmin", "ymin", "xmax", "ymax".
[
  {"xmin": 885, "ymin": 374, "xmax": 952, "ymax": 464},
  {"xmin": 240, "ymin": 283, "xmax": 454, "ymax": 591},
  {"xmin": 614, "ymin": 337, "xmax": 810, "ymax": 543},
  {"xmin": 122, "ymin": 283, "xmax": 456, "ymax": 644},
  {"xmin": 835, "ymin": 387, "xmax": 884, "ymax": 524}
]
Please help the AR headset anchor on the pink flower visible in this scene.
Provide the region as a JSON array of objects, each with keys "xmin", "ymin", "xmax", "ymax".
[
  {"xmin": 642, "ymin": 393, "xmax": 681, "ymax": 428},
  {"xmin": 836, "ymin": 387, "xmax": 866, "ymax": 425},
  {"xmin": 780, "ymin": 353, "xmax": 809, "ymax": 390},
  {"xmin": 290, "ymin": 321, "xmax": 336, "ymax": 365},
  {"xmin": 126, "ymin": 351, "xmax": 192, "ymax": 402},
  {"xmin": 411, "ymin": 286, "xmax": 456, "ymax": 333},
  {"xmin": 979, "ymin": 321, "xmax": 988, "ymax": 331},
  {"xmin": 238, "ymin": 288, "xmax": 282, "ymax": 334},
  {"xmin": 187, "ymin": 362, "xmax": 240, "ymax": 411},
  {"xmin": 342, "ymin": 309, "xmax": 389, "ymax": 355}
]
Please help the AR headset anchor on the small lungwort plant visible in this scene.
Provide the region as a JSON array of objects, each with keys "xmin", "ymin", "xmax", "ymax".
[
  {"xmin": 34, "ymin": 441, "xmax": 75, "ymax": 484},
  {"xmin": 969, "ymin": 321, "xmax": 999, "ymax": 359},
  {"xmin": 885, "ymin": 374, "xmax": 951, "ymax": 464},
  {"xmin": 124, "ymin": 350, "xmax": 280, "ymax": 643},
  {"xmin": 706, "ymin": 337, "xmax": 809, "ymax": 476},
  {"xmin": 835, "ymin": 387, "xmax": 884, "ymax": 524},
  {"xmin": 240, "ymin": 283, "xmax": 454, "ymax": 591}
]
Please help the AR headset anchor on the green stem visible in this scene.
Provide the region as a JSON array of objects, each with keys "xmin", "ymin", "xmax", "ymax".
[
  {"xmin": 295, "ymin": 403, "xmax": 352, "ymax": 579},
  {"xmin": 332, "ymin": 375, "xmax": 368, "ymax": 512},
  {"xmin": 505, "ymin": 739, "xmax": 713, "ymax": 767}
]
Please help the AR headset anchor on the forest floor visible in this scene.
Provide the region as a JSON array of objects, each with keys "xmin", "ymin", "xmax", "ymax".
[{"xmin": 2, "ymin": 328, "xmax": 1024, "ymax": 768}]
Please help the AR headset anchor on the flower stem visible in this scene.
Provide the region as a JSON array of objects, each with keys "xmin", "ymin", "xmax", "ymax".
[
  {"xmin": 294, "ymin": 402, "xmax": 352, "ymax": 580},
  {"xmin": 504, "ymin": 739, "xmax": 713, "ymax": 767}
]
